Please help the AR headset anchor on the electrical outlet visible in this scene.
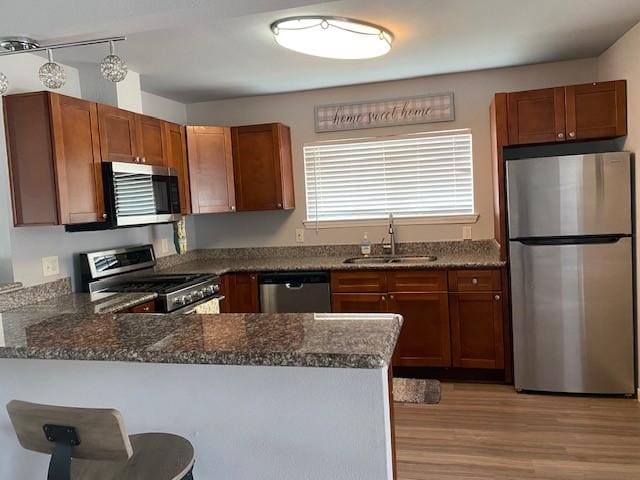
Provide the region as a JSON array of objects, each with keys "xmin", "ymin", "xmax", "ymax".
[
  {"xmin": 462, "ymin": 226, "xmax": 473, "ymax": 240},
  {"xmin": 295, "ymin": 228, "xmax": 305, "ymax": 243},
  {"xmin": 161, "ymin": 238, "xmax": 170, "ymax": 253},
  {"xmin": 42, "ymin": 256, "xmax": 59, "ymax": 277}
]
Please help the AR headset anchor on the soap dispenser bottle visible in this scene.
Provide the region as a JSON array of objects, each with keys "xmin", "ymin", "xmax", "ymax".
[{"xmin": 360, "ymin": 232, "xmax": 371, "ymax": 256}]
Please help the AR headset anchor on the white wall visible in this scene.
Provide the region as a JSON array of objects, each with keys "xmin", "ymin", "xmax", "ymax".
[
  {"xmin": 0, "ymin": 54, "xmax": 178, "ymax": 287},
  {"xmin": 187, "ymin": 58, "xmax": 598, "ymax": 249},
  {"xmin": 141, "ymin": 91, "xmax": 188, "ymax": 124},
  {"xmin": 598, "ymin": 20, "xmax": 640, "ymax": 388}
]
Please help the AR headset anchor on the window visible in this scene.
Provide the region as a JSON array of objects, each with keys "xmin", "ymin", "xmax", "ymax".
[{"xmin": 303, "ymin": 129, "xmax": 474, "ymax": 225}]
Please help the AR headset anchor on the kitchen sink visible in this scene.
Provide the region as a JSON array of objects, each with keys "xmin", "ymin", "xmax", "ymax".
[{"xmin": 343, "ymin": 255, "xmax": 438, "ymax": 264}]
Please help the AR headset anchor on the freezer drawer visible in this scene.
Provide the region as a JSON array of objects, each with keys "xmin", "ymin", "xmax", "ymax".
[
  {"xmin": 510, "ymin": 237, "xmax": 635, "ymax": 394},
  {"xmin": 507, "ymin": 153, "xmax": 632, "ymax": 238}
]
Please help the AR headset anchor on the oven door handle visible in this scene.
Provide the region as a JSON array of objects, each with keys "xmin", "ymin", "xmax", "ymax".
[{"xmin": 170, "ymin": 295, "xmax": 225, "ymax": 315}]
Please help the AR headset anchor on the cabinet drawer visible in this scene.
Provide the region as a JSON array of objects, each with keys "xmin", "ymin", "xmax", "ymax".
[
  {"xmin": 448, "ymin": 270, "xmax": 501, "ymax": 292},
  {"xmin": 127, "ymin": 300, "xmax": 156, "ymax": 313},
  {"xmin": 387, "ymin": 270, "xmax": 447, "ymax": 292},
  {"xmin": 331, "ymin": 271, "xmax": 387, "ymax": 293}
]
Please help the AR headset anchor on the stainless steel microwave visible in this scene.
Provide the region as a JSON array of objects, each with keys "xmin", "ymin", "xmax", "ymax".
[
  {"xmin": 103, "ymin": 161, "xmax": 181, "ymax": 227},
  {"xmin": 66, "ymin": 161, "xmax": 182, "ymax": 232}
]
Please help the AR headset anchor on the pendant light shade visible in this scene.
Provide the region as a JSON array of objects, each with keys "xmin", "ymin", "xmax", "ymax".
[
  {"xmin": 0, "ymin": 71, "xmax": 8, "ymax": 95},
  {"xmin": 100, "ymin": 40, "xmax": 128, "ymax": 82},
  {"xmin": 271, "ymin": 16, "xmax": 393, "ymax": 60},
  {"xmin": 39, "ymin": 49, "xmax": 66, "ymax": 89}
]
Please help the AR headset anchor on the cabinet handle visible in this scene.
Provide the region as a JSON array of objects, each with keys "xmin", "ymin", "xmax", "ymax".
[
  {"xmin": 277, "ymin": 203, "xmax": 282, "ymax": 208},
  {"xmin": 471, "ymin": 278, "xmax": 478, "ymax": 285},
  {"xmin": 568, "ymin": 132, "xmax": 576, "ymax": 138},
  {"xmin": 142, "ymin": 157, "xmax": 146, "ymax": 163},
  {"xmin": 135, "ymin": 156, "xmax": 140, "ymax": 163},
  {"xmin": 381, "ymin": 295, "xmax": 386, "ymax": 302},
  {"xmin": 102, "ymin": 213, "xmax": 107, "ymax": 219},
  {"xmin": 494, "ymin": 294, "xmax": 501, "ymax": 300},
  {"xmin": 389, "ymin": 294, "xmax": 394, "ymax": 300},
  {"xmin": 557, "ymin": 133, "xmax": 564, "ymax": 139},
  {"xmin": 230, "ymin": 205, "xmax": 236, "ymax": 212}
]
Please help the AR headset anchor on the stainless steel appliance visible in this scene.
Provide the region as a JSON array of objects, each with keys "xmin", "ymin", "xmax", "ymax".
[
  {"xmin": 67, "ymin": 162, "xmax": 181, "ymax": 231},
  {"xmin": 80, "ymin": 245, "xmax": 222, "ymax": 314},
  {"xmin": 507, "ymin": 152, "xmax": 635, "ymax": 394},
  {"xmin": 259, "ymin": 272, "xmax": 331, "ymax": 313}
]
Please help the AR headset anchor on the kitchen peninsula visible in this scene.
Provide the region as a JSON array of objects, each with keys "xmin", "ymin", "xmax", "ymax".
[{"xmin": 0, "ymin": 307, "xmax": 401, "ymax": 479}]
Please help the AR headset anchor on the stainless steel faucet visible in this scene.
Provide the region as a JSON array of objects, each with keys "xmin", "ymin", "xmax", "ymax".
[{"xmin": 383, "ymin": 213, "xmax": 396, "ymax": 255}]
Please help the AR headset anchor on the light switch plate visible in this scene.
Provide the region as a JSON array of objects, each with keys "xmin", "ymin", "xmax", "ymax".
[
  {"xmin": 462, "ymin": 226, "xmax": 473, "ymax": 240},
  {"xmin": 161, "ymin": 238, "xmax": 170, "ymax": 253},
  {"xmin": 295, "ymin": 228, "xmax": 305, "ymax": 243},
  {"xmin": 42, "ymin": 256, "xmax": 59, "ymax": 277}
]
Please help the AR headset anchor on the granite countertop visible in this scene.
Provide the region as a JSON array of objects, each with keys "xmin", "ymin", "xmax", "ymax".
[
  {"xmin": 0, "ymin": 311, "xmax": 402, "ymax": 369},
  {"xmin": 159, "ymin": 250, "xmax": 504, "ymax": 276},
  {"xmin": 5, "ymin": 291, "xmax": 158, "ymax": 316},
  {"xmin": 0, "ymin": 282, "xmax": 23, "ymax": 294}
]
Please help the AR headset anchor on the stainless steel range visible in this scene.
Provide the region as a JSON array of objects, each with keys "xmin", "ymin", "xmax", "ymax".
[{"xmin": 79, "ymin": 245, "xmax": 221, "ymax": 314}]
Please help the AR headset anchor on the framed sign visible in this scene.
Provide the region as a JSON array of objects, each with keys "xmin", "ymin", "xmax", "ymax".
[{"xmin": 314, "ymin": 93, "xmax": 455, "ymax": 133}]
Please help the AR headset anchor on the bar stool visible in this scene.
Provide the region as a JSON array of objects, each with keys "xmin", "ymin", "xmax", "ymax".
[{"xmin": 6, "ymin": 400, "xmax": 195, "ymax": 480}]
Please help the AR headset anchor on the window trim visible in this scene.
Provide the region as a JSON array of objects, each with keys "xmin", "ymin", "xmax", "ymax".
[{"xmin": 303, "ymin": 128, "xmax": 477, "ymax": 227}]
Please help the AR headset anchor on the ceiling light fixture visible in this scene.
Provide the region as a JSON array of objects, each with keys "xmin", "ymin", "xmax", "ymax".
[
  {"xmin": 39, "ymin": 49, "xmax": 66, "ymax": 89},
  {"xmin": 270, "ymin": 16, "xmax": 393, "ymax": 60},
  {"xmin": 100, "ymin": 40, "xmax": 128, "ymax": 82},
  {"xmin": 0, "ymin": 35, "xmax": 126, "ymax": 95}
]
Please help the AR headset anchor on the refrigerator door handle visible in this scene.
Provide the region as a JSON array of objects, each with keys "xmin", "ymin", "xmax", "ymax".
[{"xmin": 514, "ymin": 235, "xmax": 628, "ymax": 246}]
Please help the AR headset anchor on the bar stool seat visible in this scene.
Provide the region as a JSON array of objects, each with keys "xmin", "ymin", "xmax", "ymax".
[
  {"xmin": 71, "ymin": 433, "xmax": 194, "ymax": 480},
  {"xmin": 6, "ymin": 400, "xmax": 195, "ymax": 480}
]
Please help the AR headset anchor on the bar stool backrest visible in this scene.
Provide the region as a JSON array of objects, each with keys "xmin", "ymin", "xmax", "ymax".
[{"xmin": 6, "ymin": 400, "xmax": 133, "ymax": 461}]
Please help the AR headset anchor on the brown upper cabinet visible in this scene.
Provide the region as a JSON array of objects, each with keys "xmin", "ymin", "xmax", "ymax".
[
  {"xmin": 98, "ymin": 105, "xmax": 168, "ymax": 166},
  {"xmin": 164, "ymin": 122, "xmax": 191, "ymax": 214},
  {"xmin": 4, "ymin": 92, "xmax": 105, "ymax": 226},
  {"xmin": 97, "ymin": 103, "xmax": 139, "ymax": 163},
  {"xmin": 136, "ymin": 114, "xmax": 167, "ymax": 166},
  {"xmin": 186, "ymin": 126, "xmax": 235, "ymax": 214},
  {"xmin": 231, "ymin": 123, "xmax": 295, "ymax": 211},
  {"xmin": 505, "ymin": 80, "xmax": 626, "ymax": 146}
]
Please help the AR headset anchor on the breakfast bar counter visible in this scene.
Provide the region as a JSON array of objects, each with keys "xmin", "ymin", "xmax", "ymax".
[{"xmin": 0, "ymin": 311, "xmax": 401, "ymax": 480}]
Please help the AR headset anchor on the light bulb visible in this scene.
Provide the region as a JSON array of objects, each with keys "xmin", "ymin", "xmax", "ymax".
[
  {"xmin": 39, "ymin": 49, "xmax": 66, "ymax": 89},
  {"xmin": 0, "ymin": 72, "xmax": 8, "ymax": 95},
  {"xmin": 100, "ymin": 40, "xmax": 128, "ymax": 82}
]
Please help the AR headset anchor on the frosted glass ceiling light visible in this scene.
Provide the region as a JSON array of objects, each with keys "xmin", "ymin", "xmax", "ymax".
[
  {"xmin": 100, "ymin": 40, "xmax": 128, "ymax": 82},
  {"xmin": 39, "ymin": 49, "xmax": 66, "ymax": 89},
  {"xmin": 271, "ymin": 16, "xmax": 393, "ymax": 60}
]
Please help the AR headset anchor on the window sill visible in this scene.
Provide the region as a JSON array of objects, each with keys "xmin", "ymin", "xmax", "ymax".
[{"xmin": 303, "ymin": 214, "xmax": 479, "ymax": 230}]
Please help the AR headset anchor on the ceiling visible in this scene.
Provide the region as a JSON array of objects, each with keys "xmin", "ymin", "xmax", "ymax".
[{"xmin": 2, "ymin": 0, "xmax": 640, "ymax": 103}]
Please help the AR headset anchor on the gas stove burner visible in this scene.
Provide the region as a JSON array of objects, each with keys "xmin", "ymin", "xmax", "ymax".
[{"xmin": 80, "ymin": 245, "xmax": 221, "ymax": 313}]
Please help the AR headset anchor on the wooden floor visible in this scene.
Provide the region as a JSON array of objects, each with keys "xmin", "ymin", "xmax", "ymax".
[{"xmin": 394, "ymin": 383, "xmax": 640, "ymax": 480}]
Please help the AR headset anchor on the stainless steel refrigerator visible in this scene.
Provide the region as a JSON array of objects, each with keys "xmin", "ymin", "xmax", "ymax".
[{"xmin": 507, "ymin": 152, "xmax": 635, "ymax": 394}]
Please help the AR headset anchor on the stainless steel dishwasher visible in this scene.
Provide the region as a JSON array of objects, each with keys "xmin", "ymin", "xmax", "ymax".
[{"xmin": 259, "ymin": 271, "xmax": 331, "ymax": 313}]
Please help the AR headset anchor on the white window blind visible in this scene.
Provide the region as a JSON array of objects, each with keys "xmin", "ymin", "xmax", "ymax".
[{"xmin": 304, "ymin": 129, "xmax": 474, "ymax": 223}]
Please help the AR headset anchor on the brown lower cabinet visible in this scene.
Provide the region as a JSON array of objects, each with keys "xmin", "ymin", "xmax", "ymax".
[
  {"xmin": 221, "ymin": 273, "xmax": 260, "ymax": 313},
  {"xmin": 449, "ymin": 292, "xmax": 504, "ymax": 369},
  {"xmin": 119, "ymin": 300, "xmax": 156, "ymax": 314},
  {"xmin": 331, "ymin": 269, "xmax": 504, "ymax": 370}
]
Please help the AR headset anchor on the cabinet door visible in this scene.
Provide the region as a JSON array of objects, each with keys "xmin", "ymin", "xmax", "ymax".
[
  {"xmin": 331, "ymin": 293, "xmax": 387, "ymax": 313},
  {"xmin": 137, "ymin": 115, "xmax": 167, "ymax": 166},
  {"xmin": 126, "ymin": 300, "xmax": 156, "ymax": 313},
  {"xmin": 228, "ymin": 273, "xmax": 260, "ymax": 313},
  {"xmin": 232, "ymin": 123, "xmax": 294, "ymax": 211},
  {"xmin": 97, "ymin": 104, "xmax": 138, "ymax": 163},
  {"xmin": 388, "ymin": 292, "xmax": 450, "ymax": 367},
  {"xmin": 507, "ymin": 87, "xmax": 565, "ymax": 145},
  {"xmin": 331, "ymin": 271, "xmax": 387, "ymax": 293},
  {"xmin": 186, "ymin": 126, "xmax": 235, "ymax": 214},
  {"xmin": 164, "ymin": 122, "xmax": 191, "ymax": 214},
  {"xmin": 50, "ymin": 94, "xmax": 105, "ymax": 224},
  {"xmin": 565, "ymin": 81, "xmax": 627, "ymax": 141},
  {"xmin": 450, "ymin": 292, "xmax": 504, "ymax": 369}
]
